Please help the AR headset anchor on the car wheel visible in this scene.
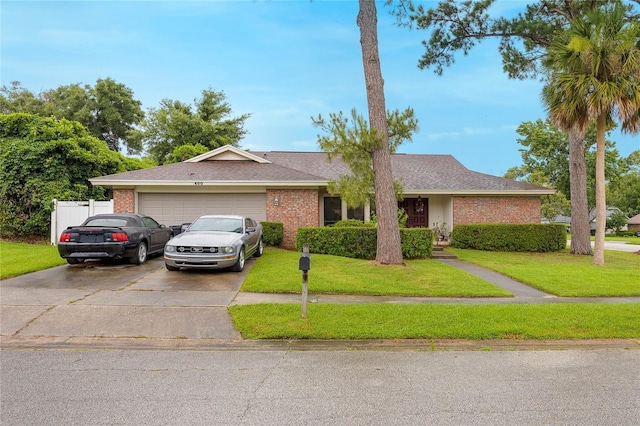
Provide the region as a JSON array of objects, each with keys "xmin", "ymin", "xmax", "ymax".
[
  {"xmin": 231, "ymin": 247, "xmax": 245, "ymax": 272},
  {"xmin": 130, "ymin": 242, "xmax": 148, "ymax": 264},
  {"xmin": 66, "ymin": 258, "xmax": 82, "ymax": 265},
  {"xmin": 165, "ymin": 263, "xmax": 180, "ymax": 271},
  {"xmin": 253, "ymin": 238, "xmax": 264, "ymax": 258}
]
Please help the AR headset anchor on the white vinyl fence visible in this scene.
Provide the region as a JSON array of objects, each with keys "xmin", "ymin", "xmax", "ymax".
[{"xmin": 50, "ymin": 199, "xmax": 113, "ymax": 245}]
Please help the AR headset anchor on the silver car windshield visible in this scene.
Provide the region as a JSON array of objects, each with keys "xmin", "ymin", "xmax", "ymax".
[{"xmin": 188, "ymin": 218, "xmax": 243, "ymax": 233}]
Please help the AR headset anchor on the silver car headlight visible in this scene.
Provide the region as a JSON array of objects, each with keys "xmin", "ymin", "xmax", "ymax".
[
  {"xmin": 165, "ymin": 245, "xmax": 175, "ymax": 253},
  {"xmin": 220, "ymin": 246, "xmax": 234, "ymax": 254}
]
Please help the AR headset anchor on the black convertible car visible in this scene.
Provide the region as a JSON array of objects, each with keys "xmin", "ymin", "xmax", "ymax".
[{"xmin": 58, "ymin": 213, "xmax": 173, "ymax": 265}]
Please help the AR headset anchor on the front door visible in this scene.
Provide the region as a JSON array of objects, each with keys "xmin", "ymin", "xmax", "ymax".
[{"xmin": 399, "ymin": 198, "xmax": 428, "ymax": 228}]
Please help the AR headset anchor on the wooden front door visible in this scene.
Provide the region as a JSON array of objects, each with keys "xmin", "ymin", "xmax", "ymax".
[{"xmin": 399, "ymin": 198, "xmax": 428, "ymax": 228}]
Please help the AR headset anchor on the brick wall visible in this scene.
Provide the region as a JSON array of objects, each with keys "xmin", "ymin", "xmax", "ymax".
[
  {"xmin": 266, "ymin": 189, "xmax": 319, "ymax": 249},
  {"xmin": 453, "ymin": 196, "xmax": 541, "ymax": 224},
  {"xmin": 113, "ymin": 189, "xmax": 135, "ymax": 213}
]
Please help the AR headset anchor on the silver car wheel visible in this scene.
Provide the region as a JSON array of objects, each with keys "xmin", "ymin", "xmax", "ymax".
[
  {"xmin": 231, "ymin": 248, "xmax": 245, "ymax": 272},
  {"xmin": 130, "ymin": 242, "xmax": 147, "ymax": 264},
  {"xmin": 254, "ymin": 238, "xmax": 264, "ymax": 258}
]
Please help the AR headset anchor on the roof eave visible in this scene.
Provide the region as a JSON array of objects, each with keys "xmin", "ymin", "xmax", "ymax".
[
  {"xmin": 406, "ymin": 189, "xmax": 555, "ymax": 196},
  {"xmin": 89, "ymin": 179, "xmax": 330, "ymax": 187}
]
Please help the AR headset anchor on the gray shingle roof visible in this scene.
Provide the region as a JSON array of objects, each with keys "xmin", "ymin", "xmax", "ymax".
[{"xmin": 91, "ymin": 150, "xmax": 550, "ymax": 193}]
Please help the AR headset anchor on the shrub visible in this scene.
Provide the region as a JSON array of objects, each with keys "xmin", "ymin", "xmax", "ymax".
[
  {"xmin": 261, "ymin": 221, "xmax": 283, "ymax": 247},
  {"xmin": 450, "ymin": 223, "xmax": 566, "ymax": 252},
  {"xmin": 0, "ymin": 113, "xmax": 145, "ymax": 239},
  {"xmin": 296, "ymin": 226, "xmax": 432, "ymax": 260},
  {"xmin": 613, "ymin": 230, "xmax": 637, "ymax": 237},
  {"xmin": 332, "ymin": 219, "xmax": 374, "ymax": 227}
]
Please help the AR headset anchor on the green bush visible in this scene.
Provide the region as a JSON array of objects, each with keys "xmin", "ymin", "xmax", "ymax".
[
  {"xmin": 450, "ymin": 223, "xmax": 566, "ymax": 252},
  {"xmin": 261, "ymin": 221, "xmax": 283, "ymax": 247},
  {"xmin": 296, "ymin": 226, "xmax": 432, "ymax": 260},
  {"xmin": 332, "ymin": 219, "xmax": 374, "ymax": 227},
  {"xmin": 0, "ymin": 113, "xmax": 151, "ymax": 239},
  {"xmin": 613, "ymin": 230, "xmax": 638, "ymax": 237},
  {"xmin": 401, "ymin": 228, "xmax": 433, "ymax": 259}
]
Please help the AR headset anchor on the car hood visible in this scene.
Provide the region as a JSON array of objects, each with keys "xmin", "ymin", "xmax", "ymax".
[{"xmin": 167, "ymin": 231, "xmax": 242, "ymax": 246}]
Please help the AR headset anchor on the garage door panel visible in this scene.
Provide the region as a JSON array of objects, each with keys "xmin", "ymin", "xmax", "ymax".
[{"xmin": 138, "ymin": 193, "xmax": 266, "ymax": 226}]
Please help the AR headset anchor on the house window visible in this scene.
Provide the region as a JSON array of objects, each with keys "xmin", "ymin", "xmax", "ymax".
[
  {"xmin": 323, "ymin": 196, "xmax": 368, "ymax": 225},
  {"xmin": 347, "ymin": 206, "xmax": 364, "ymax": 221},
  {"xmin": 324, "ymin": 197, "xmax": 342, "ymax": 226}
]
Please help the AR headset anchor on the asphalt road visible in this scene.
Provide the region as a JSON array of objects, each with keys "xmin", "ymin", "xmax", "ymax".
[
  {"xmin": 568, "ymin": 240, "xmax": 640, "ymax": 253},
  {"xmin": 1, "ymin": 245, "xmax": 639, "ymax": 425},
  {"xmin": 2, "ymin": 348, "xmax": 639, "ymax": 425}
]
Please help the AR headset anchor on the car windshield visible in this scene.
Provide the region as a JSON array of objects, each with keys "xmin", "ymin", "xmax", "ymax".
[
  {"xmin": 85, "ymin": 218, "xmax": 129, "ymax": 227},
  {"xmin": 188, "ymin": 217, "xmax": 243, "ymax": 233}
]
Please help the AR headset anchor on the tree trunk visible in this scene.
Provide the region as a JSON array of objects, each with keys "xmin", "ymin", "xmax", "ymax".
[
  {"xmin": 357, "ymin": 0, "xmax": 403, "ymax": 265},
  {"xmin": 567, "ymin": 127, "xmax": 593, "ymax": 255},
  {"xmin": 593, "ymin": 115, "xmax": 607, "ymax": 266}
]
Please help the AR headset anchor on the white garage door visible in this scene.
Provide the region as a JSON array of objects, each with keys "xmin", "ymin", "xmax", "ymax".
[{"xmin": 138, "ymin": 193, "xmax": 266, "ymax": 227}]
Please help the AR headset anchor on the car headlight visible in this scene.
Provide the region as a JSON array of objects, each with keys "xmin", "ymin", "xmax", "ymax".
[
  {"xmin": 220, "ymin": 246, "xmax": 234, "ymax": 254},
  {"xmin": 165, "ymin": 245, "xmax": 175, "ymax": 253}
]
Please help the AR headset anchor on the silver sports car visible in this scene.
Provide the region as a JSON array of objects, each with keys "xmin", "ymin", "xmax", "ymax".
[{"xmin": 164, "ymin": 215, "xmax": 263, "ymax": 272}]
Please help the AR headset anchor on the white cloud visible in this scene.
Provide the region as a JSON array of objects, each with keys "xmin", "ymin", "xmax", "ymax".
[{"xmin": 426, "ymin": 125, "xmax": 516, "ymax": 141}]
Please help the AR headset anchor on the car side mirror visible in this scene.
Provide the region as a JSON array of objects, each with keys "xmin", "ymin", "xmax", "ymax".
[{"xmin": 246, "ymin": 226, "xmax": 256, "ymax": 233}]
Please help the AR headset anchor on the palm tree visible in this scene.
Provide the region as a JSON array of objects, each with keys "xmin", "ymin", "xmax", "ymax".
[{"xmin": 543, "ymin": 2, "xmax": 640, "ymax": 266}]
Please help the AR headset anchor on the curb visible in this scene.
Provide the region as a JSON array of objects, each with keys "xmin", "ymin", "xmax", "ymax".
[{"xmin": 2, "ymin": 336, "xmax": 639, "ymax": 352}]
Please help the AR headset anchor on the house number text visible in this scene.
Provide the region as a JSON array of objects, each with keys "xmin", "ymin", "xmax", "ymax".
[{"xmin": 194, "ymin": 182, "xmax": 203, "ymax": 186}]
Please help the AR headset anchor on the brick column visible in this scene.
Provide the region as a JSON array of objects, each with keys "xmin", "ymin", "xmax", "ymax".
[
  {"xmin": 266, "ymin": 189, "xmax": 319, "ymax": 249},
  {"xmin": 113, "ymin": 189, "xmax": 135, "ymax": 214}
]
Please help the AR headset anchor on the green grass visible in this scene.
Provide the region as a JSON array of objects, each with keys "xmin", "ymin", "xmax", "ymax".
[
  {"xmin": 229, "ymin": 303, "xmax": 640, "ymax": 340},
  {"xmin": 243, "ymin": 248, "xmax": 512, "ymax": 297},
  {"xmin": 0, "ymin": 241, "xmax": 66, "ymax": 279},
  {"xmin": 448, "ymin": 249, "xmax": 640, "ymax": 297},
  {"xmin": 603, "ymin": 235, "xmax": 640, "ymax": 244}
]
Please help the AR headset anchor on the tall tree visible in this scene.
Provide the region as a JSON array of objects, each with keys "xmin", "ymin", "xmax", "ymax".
[
  {"xmin": 0, "ymin": 81, "xmax": 46, "ymax": 114},
  {"xmin": 543, "ymin": 2, "xmax": 640, "ymax": 266},
  {"xmin": 401, "ymin": 0, "xmax": 639, "ymax": 255},
  {"xmin": 358, "ymin": 0, "xmax": 404, "ymax": 265},
  {"xmin": 0, "ymin": 78, "xmax": 145, "ymax": 154},
  {"xmin": 607, "ymin": 150, "xmax": 640, "ymax": 216},
  {"xmin": 313, "ymin": 108, "xmax": 418, "ymax": 209},
  {"xmin": 506, "ymin": 119, "xmax": 624, "ymax": 211},
  {"xmin": 88, "ymin": 78, "xmax": 145, "ymax": 153},
  {"xmin": 132, "ymin": 88, "xmax": 250, "ymax": 165}
]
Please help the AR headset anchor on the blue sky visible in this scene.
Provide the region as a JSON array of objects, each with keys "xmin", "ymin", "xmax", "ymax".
[{"xmin": 2, "ymin": 1, "xmax": 638, "ymax": 176}]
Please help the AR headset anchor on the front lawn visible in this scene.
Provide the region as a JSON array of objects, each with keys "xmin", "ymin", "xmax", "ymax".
[
  {"xmin": 242, "ymin": 248, "xmax": 512, "ymax": 297},
  {"xmin": 448, "ymin": 249, "xmax": 640, "ymax": 297},
  {"xmin": 603, "ymin": 235, "xmax": 640, "ymax": 244},
  {"xmin": 0, "ymin": 241, "xmax": 66, "ymax": 279},
  {"xmin": 229, "ymin": 303, "xmax": 640, "ymax": 340}
]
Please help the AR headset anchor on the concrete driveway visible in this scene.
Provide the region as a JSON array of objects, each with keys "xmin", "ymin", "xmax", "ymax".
[{"xmin": 0, "ymin": 256, "xmax": 254, "ymax": 342}]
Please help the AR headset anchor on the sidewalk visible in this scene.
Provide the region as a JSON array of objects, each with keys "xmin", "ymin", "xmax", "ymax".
[
  {"xmin": 231, "ymin": 256, "xmax": 640, "ymax": 306},
  {"xmin": 2, "ymin": 251, "xmax": 639, "ymax": 351}
]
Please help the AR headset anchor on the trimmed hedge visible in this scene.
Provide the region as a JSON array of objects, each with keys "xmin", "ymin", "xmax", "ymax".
[
  {"xmin": 450, "ymin": 224, "xmax": 566, "ymax": 252},
  {"xmin": 261, "ymin": 221, "xmax": 283, "ymax": 247},
  {"xmin": 401, "ymin": 228, "xmax": 433, "ymax": 259},
  {"xmin": 332, "ymin": 219, "xmax": 375, "ymax": 227},
  {"xmin": 296, "ymin": 226, "xmax": 433, "ymax": 260}
]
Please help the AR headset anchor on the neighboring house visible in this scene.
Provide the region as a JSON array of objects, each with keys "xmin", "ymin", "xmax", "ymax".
[
  {"xmin": 627, "ymin": 214, "xmax": 640, "ymax": 233},
  {"xmin": 545, "ymin": 214, "xmax": 571, "ymax": 226},
  {"xmin": 588, "ymin": 206, "xmax": 626, "ymax": 233},
  {"xmin": 90, "ymin": 145, "xmax": 553, "ymax": 248}
]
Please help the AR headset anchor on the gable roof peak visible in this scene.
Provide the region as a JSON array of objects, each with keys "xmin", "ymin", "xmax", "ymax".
[{"xmin": 184, "ymin": 145, "xmax": 271, "ymax": 164}]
